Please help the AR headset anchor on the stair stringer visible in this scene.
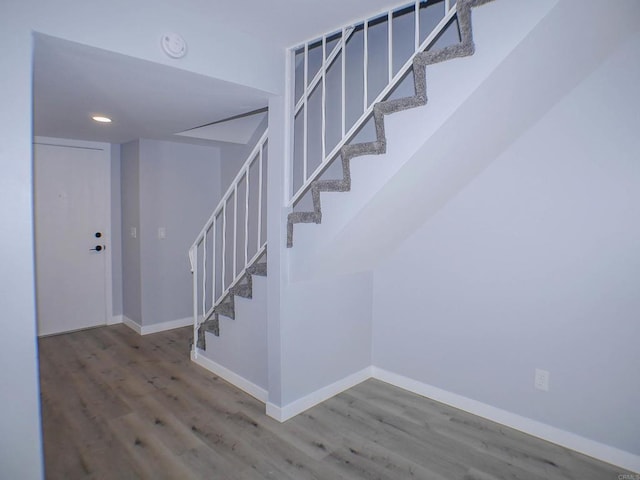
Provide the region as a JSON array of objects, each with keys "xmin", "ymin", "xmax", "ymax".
[
  {"xmin": 287, "ymin": 0, "xmax": 560, "ymax": 281},
  {"xmin": 194, "ymin": 268, "xmax": 269, "ymax": 395},
  {"xmin": 287, "ymin": 0, "xmax": 496, "ymax": 248},
  {"xmin": 196, "ymin": 255, "xmax": 267, "ymax": 350}
]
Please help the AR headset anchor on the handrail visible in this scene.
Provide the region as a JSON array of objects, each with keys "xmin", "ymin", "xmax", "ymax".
[
  {"xmin": 191, "ymin": 130, "xmax": 268, "ymax": 254},
  {"xmin": 289, "ymin": 0, "xmax": 458, "ymax": 206},
  {"xmin": 190, "ymin": 129, "xmax": 268, "ymax": 329}
]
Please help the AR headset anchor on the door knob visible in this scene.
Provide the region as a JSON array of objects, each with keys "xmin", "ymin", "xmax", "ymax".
[{"xmin": 90, "ymin": 245, "xmax": 104, "ymax": 252}]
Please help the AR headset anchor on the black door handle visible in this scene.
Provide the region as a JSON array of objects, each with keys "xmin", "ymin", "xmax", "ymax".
[{"xmin": 90, "ymin": 245, "xmax": 105, "ymax": 252}]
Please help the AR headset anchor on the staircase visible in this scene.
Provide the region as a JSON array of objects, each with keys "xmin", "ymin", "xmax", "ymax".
[
  {"xmin": 287, "ymin": 0, "xmax": 494, "ymax": 247},
  {"xmin": 189, "ymin": 131, "xmax": 268, "ymax": 351},
  {"xmin": 191, "ymin": 0, "xmax": 492, "ymax": 350}
]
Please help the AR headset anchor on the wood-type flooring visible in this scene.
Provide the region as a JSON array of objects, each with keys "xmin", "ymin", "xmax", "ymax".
[{"xmin": 38, "ymin": 324, "xmax": 631, "ymax": 479}]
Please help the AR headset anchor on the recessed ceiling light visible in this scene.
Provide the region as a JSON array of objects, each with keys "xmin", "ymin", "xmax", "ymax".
[{"xmin": 92, "ymin": 115, "xmax": 112, "ymax": 123}]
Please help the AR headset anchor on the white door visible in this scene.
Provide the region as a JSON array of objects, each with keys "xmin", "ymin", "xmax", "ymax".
[{"xmin": 34, "ymin": 140, "xmax": 111, "ymax": 336}]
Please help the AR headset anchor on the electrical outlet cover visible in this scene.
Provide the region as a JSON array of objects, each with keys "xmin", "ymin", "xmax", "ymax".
[{"xmin": 535, "ymin": 368, "xmax": 550, "ymax": 391}]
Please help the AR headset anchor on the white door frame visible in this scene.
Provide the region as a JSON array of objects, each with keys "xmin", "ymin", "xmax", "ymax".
[{"xmin": 33, "ymin": 136, "xmax": 114, "ymax": 332}]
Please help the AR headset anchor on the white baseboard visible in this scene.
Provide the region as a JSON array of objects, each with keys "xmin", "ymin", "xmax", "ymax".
[
  {"xmin": 191, "ymin": 350, "xmax": 268, "ymax": 403},
  {"xmin": 266, "ymin": 366, "xmax": 373, "ymax": 423},
  {"xmin": 122, "ymin": 316, "xmax": 193, "ymax": 336},
  {"xmin": 122, "ymin": 316, "xmax": 142, "ymax": 334},
  {"xmin": 140, "ymin": 317, "xmax": 193, "ymax": 335},
  {"xmin": 108, "ymin": 314, "xmax": 123, "ymax": 326},
  {"xmin": 372, "ymin": 367, "xmax": 640, "ymax": 474}
]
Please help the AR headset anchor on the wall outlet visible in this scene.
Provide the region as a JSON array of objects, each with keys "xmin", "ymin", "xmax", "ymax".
[
  {"xmin": 130, "ymin": 226, "xmax": 137, "ymax": 239},
  {"xmin": 158, "ymin": 227, "xmax": 166, "ymax": 240},
  {"xmin": 534, "ymin": 368, "xmax": 550, "ymax": 391}
]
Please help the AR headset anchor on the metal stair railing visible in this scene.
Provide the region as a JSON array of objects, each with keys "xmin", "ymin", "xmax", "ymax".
[
  {"xmin": 189, "ymin": 130, "xmax": 268, "ymax": 347},
  {"xmin": 287, "ymin": 0, "xmax": 495, "ymax": 247},
  {"xmin": 289, "ymin": 0, "xmax": 459, "ymax": 207}
]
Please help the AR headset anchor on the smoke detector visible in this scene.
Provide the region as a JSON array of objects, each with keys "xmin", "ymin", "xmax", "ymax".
[{"xmin": 161, "ymin": 33, "xmax": 187, "ymax": 59}]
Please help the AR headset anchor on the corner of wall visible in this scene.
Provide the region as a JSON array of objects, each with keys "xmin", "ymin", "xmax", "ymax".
[{"xmin": 266, "ymin": 367, "xmax": 373, "ymax": 423}]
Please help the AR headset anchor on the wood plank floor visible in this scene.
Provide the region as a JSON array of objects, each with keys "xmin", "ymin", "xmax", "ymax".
[{"xmin": 39, "ymin": 325, "xmax": 630, "ymax": 479}]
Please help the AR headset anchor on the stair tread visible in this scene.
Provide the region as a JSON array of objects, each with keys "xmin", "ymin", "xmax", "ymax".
[
  {"xmin": 247, "ymin": 262, "xmax": 267, "ymax": 277},
  {"xmin": 289, "ymin": 211, "xmax": 321, "ymax": 225},
  {"xmin": 231, "ymin": 283, "xmax": 252, "ymax": 299},
  {"xmin": 315, "ymin": 179, "xmax": 350, "ymax": 193},
  {"xmin": 196, "ymin": 315, "xmax": 220, "ymax": 350},
  {"xmin": 214, "ymin": 297, "xmax": 235, "ymax": 320}
]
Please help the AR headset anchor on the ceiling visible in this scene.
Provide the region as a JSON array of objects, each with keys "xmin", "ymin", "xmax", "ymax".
[
  {"xmin": 196, "ymin": 0, "xmax": 405, "ymax": 48},
  {"xmin": 32, "ymin": 0, "xmax": 403, "ymax": 146},
  {"xmin": 32, "ymin": 35, "xmax": 270, "ymax": 145}
]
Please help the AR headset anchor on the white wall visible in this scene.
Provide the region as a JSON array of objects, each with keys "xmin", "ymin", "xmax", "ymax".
[
  {"xmin": 220, "ymin": 115, "xmax": 269, "ymax": 192},
  {"xmin": 373, "ymin": 28, "xmax": 640, "ymax": 457},
  {"xmin": 280, "ymin": 271, "xmax": 373, "ymax": 405},
  {"xmin": 121, "ymin": 141, "xmax": 143, "ymax": 324},
  {"xmin": 110, "ymin": 145, "xmax": 123, "ymax": 318},
  {"xmin": 266, "ymin": 95, "xmax": 288, "ymax": 408},
  {"xmin": 122, "ymin": 139, "xmax": 222, "ymax": 327},
  {"xmin": 0, "ymin": 25, "xmax": 44, "ymax": 480}
]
